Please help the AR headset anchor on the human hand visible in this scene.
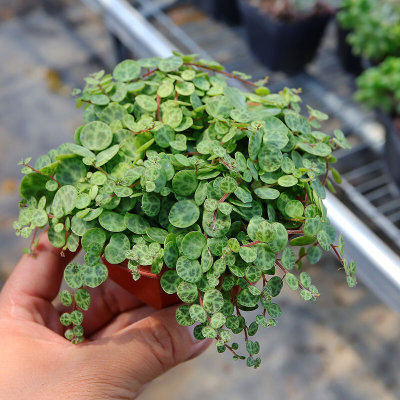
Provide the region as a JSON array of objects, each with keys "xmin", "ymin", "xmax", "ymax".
[{"xmin": 0, "ymin": 234, "xmax": 210, "ymax": 399}]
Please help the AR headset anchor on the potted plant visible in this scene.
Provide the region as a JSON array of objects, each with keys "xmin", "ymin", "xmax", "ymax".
[
  {"xmin": 337, "ymin": 0, "xmax": 400, "ymax": 69},
  {"xmin": 191, "ymin": 0, "xmax": 242, "ymax": 25},
  {"xmin": 13, "ymin": 53, "xmax": 356, "ymax": 367},
  {"xmin": 335, "ymin": 23, "xmax": 363, "ymax": 76},
  {"xmin": 355, "ymin": 57, "xmax": 400, "ymax": 190},
  {"xmin": 237, "ymin": 0, "xmax": 337, "ymax": 75}
]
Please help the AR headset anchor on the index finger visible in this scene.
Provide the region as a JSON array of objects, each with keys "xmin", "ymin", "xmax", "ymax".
[{"xmin": 0, "ymin": 232, "xmax": 76, "ymax": 306}]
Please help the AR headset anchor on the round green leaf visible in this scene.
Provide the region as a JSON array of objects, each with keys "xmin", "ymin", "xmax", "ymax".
[
  {"xmin": 99, "ymin": 211, "xmax": 127, "ymax": 232},
  {"xmin": 59, "ymin": 290, "xmax": 73, "ymax": 307},
  {"xmin": 141, "ymin": 193, "xmax": 161, "ymax": 217},
  {"xmin": 239, "ymin": 246, "xmax": 257, "ymax": 263},
  {"xmin": 176, "ymin": 81, "xmax": 195, "ymax": 96},
  {"xmin": 80, "ymin": 121, "xmax": 113, "ymax": 151},
  {"xmin": 74, "ymin": 288, "xmax": 91, "ymax": 310},
  {"xmin": 203, "ymin": 289, "xmax": 224, "ymax": 314},
  {"xmin": 210, "ymin": 312, "xmax": 226, "ymax": 329},
  {"xmin": 82, "ymin": 228, "xmax": 107, "ymax": 252},
  {"xmin": 267, "ymin": 303, "xmax": 282, "ymax": 318},
  {"xmin": 290, "ymin": 235, "xmax": 317, "ymax": 246},
  {"xmin": 267, "ymin": 276, "xmax": 283, "ymax": 297},
  {"xmin": 81, "ymin": 263, "xmax": 108, "ymax": 288},
  {"xmin": 220, "ymin": 177, "xmax": 237, "ymax": 193},
  {"xmin": 48, "ymin": 226, "xmax": 66, "ymax": 248},
  {"xmin": 181, "ymin": 231, "xmax": 206, "ymax": 260},
  {"xmin": 136, "ymin": 95, "xmax": 158, "ymax": 112},
  {"xmin": 163, "ymin": 241, "xmax": 179, "ymax": 268},
  {"xmin": 169, "ymin": 200, "xmax": 200, "ymax": 228},
  {"xmin": 64, "ymin": 263, "xmax": 83, "ymax": 289},
  {"xmin": 70, "ymin": 310, "xmax": 83, "ymax": 325},
  {"xmin": 158, "ymin": 56, "xmax": 183, "ymax": 73},
  {"xmin": 52, "ymin": 185, "xmax": 77, "ymax": 217},
  {"xmin": 125, "ymin": 213, "xmax": 149, "ymax": 234},
  {"xmin": 237, "ymin": 288, "xmax": 259, "ymax": 307},
  {"xmin": 189, "ymin": 304, "xmax": 207, "ymax": 323},
  {"xmin": 104, "ymin": 233, "xmax": 130, "ymax": 264},
  {"xmin": 285, "ymin": 273, "xmax": 299, "ymax": 290},
  {"xmin": 258, "ymin": 145, "xmax": 283, "ymax": 172},
  {"xmin": 281, "ymin": 247, "xmax": 296, "ymax": 269},
  {"xmin": 254, "ymin": 187, "xmax": 280, "ymax": 200},
  {"xmin": 172, "ymin": 170, "xmax": 198, "ymax": 196},
  {"xmin": 57, "ymin": 158, "xmax": 87, "ymax": 186},
  {"xmin": 176, "ymin": 256, "xmax": 202, "ymax": 283},
  {"xmin": 175, "ymin": 305, "xmax": 194, "ymax": 326},
  {"xmin": 160, "ymin": 270, "xmax": 181, "ymax": 294},
  {"xmin": 278, "ymin": 175, "xmax": 298, "ymax": 187},
  {"xmin": 113, "ymin": 60, "xmax": 141, "ymax": 82},
  {"xmin": 177, "ymin": 281, "xmax": 198, "ymax": 303},
  {"xmin": 285, "ymin": 200, "xmax": 304, "ymax": 218},
  {"xmin": 267, "ymin": 223, "xmax": 288, "ymax": 252},
  {"xmin": 31, "ymin": 209, "xmax": 48, "ymax": 227},
  {"xmin": 60, "ymin": 313, "xmax": 71, "ymax": 326}
]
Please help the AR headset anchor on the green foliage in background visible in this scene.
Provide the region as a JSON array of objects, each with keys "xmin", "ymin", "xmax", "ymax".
[
  {"xmin": 355, "ymin": 57, "xmax": 400, "ymax": 115},
  {"xmin": 14, "ymin": 53, "xmax": 356, "ymax": 366},
  {"xmin": 338, "ymin": 0, "xmax": 400, "ymax": 61}
]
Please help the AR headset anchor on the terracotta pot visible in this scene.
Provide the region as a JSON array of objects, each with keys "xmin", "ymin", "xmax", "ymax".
[{"xmin": 102, "ymin": 258, "xmax": 180, "ymax": 310}]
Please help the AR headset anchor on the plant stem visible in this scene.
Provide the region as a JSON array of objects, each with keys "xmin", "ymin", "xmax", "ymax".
[
  {"xmin": 23, "ymin": 164, "xmax": 62, "ymax": 187},
  {"xmin": 275, "ymin": 260, "xmax": 318, "ymax": 299},
  {"xmin": 236, "ymin": 306, "xmax": 249, "ymax": 341},
  {"xmin": 241, "ymin": 240, "xmax": 261, "ymax": 248},
  {"xmin": 287, "ymin": 229, "xmax": 304, "ymax": 235},
  {"xmin": 322, "ymin": 157, "xmax": 329, "ymax": 186},
  {"xmin": 156, "ymin": 95, "xmax": 161, "ymax": 121},
  {"xmin": 330, "ymin": 244, "xmax": 344, "ymax": 264},
  {"xmin": 184, "ymin": 63, "xmax": 257, "ymax": 87}
]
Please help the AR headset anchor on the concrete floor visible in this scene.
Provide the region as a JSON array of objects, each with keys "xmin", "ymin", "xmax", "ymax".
[{"xmin": 0, "ymin": 2, "xmax": 399, "ymax": 399}]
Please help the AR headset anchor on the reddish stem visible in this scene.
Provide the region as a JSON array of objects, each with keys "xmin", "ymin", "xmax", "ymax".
[
  {"xmin": 330, "ymin": 244, "xmax": 344, "ymax": 264},
  {"xmin": 322, "ymin": 157, "xmax": 329, "ymax": 186},
  {"xmin": 184, "ymin": 63, "xmax": 257, "ymax": 87},
  {"xmin": 24, "ymin": 164, "xmax": 61, "ymax": 187},
  {"xmin": 156, "ymin": 95, "xmax": 161, "ymax": 122},
  {"xmin": 287, "ymin": 229, "xmax": 304, "ymax": 235},
  {"xmin": 241, "ymin": 240, "xmax": 261, "ymax": 248}
]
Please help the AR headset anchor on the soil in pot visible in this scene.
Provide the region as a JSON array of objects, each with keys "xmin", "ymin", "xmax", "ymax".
[
  {"xmin": 102, "ymin": 258, "xmax": 180, "ymax": 310},
  {"xmin": 192, "ymin": 0, "xmax": 242, "ymax": 26},
  {"xmin": 336, "ymin": 24, "xmax": 363, "ymax": 76},
  {"xmin": 238, "ymin": 0, "xmax": 331, "ymax": 75},
  {"xmin": 377, "ymin": 111, "xmax": 400, "ymax": 191}
]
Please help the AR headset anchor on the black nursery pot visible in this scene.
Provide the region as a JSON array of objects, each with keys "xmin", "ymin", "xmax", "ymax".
[
  {"xmin": 192, "ymin": 0, "xmax": 241, "ymax": 26},
  {"xmin": 336, "ymin": 24, "xmax": 363, "ymax": 76},
  {"xmin": 377, "ymin": 111, "xmax": 400, "ymax": 190},
  {"xmin": 238, "ymin": 0, "xmax": 331, "ymax": 75}
]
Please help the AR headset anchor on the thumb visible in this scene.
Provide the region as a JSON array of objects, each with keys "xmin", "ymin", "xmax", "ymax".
[{"xmin": 84, "ymin": 305, "xmax": 211, "ymax": 389}]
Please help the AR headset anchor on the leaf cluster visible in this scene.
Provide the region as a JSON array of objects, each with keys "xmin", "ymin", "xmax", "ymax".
[
  {"xmin": 355, "ymin": 56, "xmax": 400, "ymax": 116},
  {"xmin": 338, "ymin": 0, "xmax": 400, "ymax": 61},
  {"xmin": 14, "ymin": 53, "xmax": 355, "ymax": 366}
]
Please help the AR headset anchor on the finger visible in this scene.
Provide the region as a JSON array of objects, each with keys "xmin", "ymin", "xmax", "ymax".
[
  {"xmin": 0, "ymin": 233, "xmax": 76, "ymax": 314},
  {"xmin": 89, "ymin": 304, "xmax": 154, "ymax": 340},
  {"xmin": 75, "ymin": 279, "xmax": 144, "ymax": 336},
  {"xmin": 84, "ymin": 305, "xmax": 211, "ymax": 387}
]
